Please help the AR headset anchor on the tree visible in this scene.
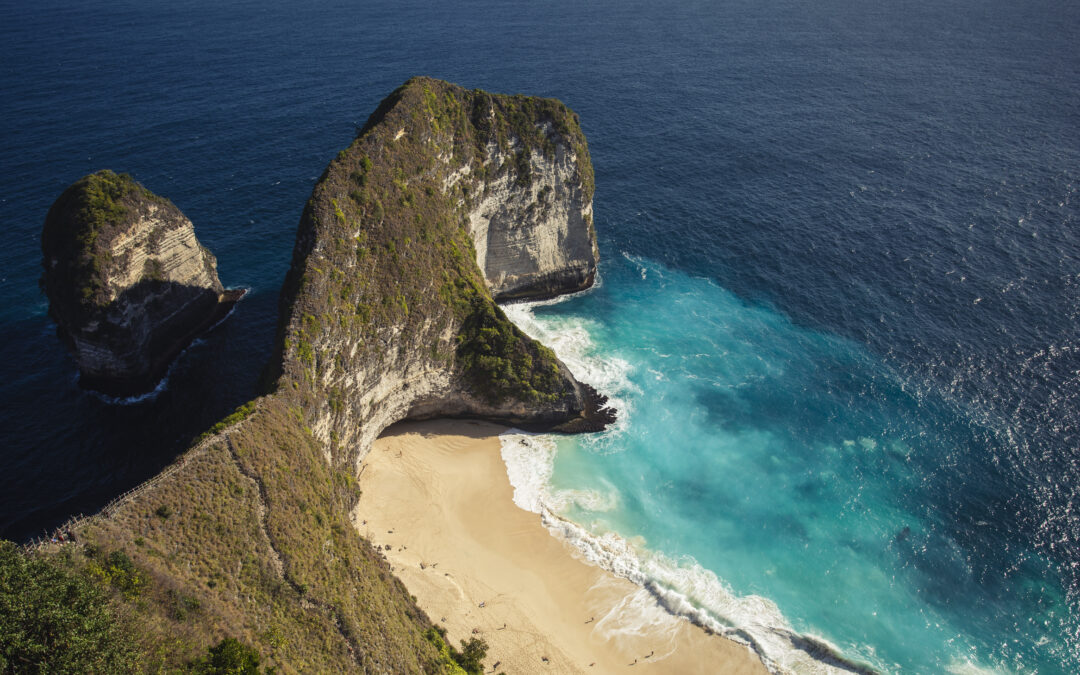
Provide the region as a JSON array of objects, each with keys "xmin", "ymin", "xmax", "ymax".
[
  {"xmin": 191, "ymin": 637, "xmax": 261, "ymax": 674},
  {"xmin": 455, "ymin": 637, "xmax": 487, "ymax": 674},
  {"xmin": 0, "ymin": 540, "xmax": 137, "ymax": 673}
]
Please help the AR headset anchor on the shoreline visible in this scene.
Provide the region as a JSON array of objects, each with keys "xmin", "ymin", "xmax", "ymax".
[{"xmin": 353, "ymin": 419, "xmax": 768, "ymax": 674}]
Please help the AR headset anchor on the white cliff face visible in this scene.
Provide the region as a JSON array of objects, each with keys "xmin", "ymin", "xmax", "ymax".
[
  {"xmin": 465, "ymin": 132, "xmax": 597, "ymax": 301},
  {"xmin": 101, "ymin": 202, "xmax": 222, "ymax": 301}
]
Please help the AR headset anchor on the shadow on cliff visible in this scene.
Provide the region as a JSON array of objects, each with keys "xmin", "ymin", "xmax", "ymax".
[
  {"xmin": 379, "ymin": 418, "xmax": 507, "ymax": 441},
  {"xmin": 60, "ymin": 279, "xmax": 246, "ymax": 398}
]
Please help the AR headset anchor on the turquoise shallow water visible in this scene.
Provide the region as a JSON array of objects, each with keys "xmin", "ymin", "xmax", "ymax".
[{"xmin": 502, "ymin": 253, "xmax": 1072, "ymax": 673}]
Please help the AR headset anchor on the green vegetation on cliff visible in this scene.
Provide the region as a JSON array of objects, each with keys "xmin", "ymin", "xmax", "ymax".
[
  {"xmin": 456, "ymin": 295, "xmax": 566, "ymax": 404},
  {"xmin": 189, "ymin": 637, "xmax": 262, "ymax": 674},
  {"xmin": 0, "ymin": 541, "xmax": 139, "ymax": 672}
]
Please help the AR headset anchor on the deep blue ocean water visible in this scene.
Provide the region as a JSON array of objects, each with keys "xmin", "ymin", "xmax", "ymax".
[{"xmin": 1, "ymin": 0, "xmax": 1077, "ymax": 671}]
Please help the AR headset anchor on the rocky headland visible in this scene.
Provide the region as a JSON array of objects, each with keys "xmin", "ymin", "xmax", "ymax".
[
  {"xmin": 273, "ymin": 76, "xmax": 614, "ymax": 462},
  {"xmin": 28, "ymin": 78, "xmax": 615, "ymax": 672},
  {"xmin": 41, "ymin": 170, "xmax": 243, "ymax": 396}
]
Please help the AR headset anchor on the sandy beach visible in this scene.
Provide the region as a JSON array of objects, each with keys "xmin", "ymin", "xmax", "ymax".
[{"xmin": 353, "ymin": 419, "xmax": 768, "ymax": 674}]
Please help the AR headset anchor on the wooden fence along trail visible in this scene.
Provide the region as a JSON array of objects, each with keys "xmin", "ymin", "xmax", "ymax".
[{"xmin": 24, "ymin": 431, "xmax": 224, "ymax": 552}]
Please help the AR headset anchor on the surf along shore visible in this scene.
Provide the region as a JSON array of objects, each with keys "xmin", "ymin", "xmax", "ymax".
[{"xmin": 353, "ymin": 419, "xmax": 768, "ymax": 674}]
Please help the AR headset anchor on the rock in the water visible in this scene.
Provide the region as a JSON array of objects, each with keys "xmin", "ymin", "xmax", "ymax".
[{"xmin": 41, "ymin": 170, "xmax": 242, "ymax": 395}]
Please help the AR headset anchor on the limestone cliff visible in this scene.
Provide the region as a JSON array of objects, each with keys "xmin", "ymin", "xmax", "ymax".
[
  {"xmin": 462, "ymin": 97, "xmax": 598, "ymax": 301},
  {"xmin": 41, "ymin": 170, "xmax": 242, "ymax": 395},
  {"xmin": 274, "ymin": 76, "xmax": 612, "ymax": 466},
  {"xmin": 33, "ymin": 79, "xmax": 612, "ymax": 673}
]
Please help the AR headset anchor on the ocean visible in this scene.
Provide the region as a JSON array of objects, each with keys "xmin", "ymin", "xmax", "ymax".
[{"xmin": 1, "ymin": 0, "xmax": 1077, "ymax": 671}]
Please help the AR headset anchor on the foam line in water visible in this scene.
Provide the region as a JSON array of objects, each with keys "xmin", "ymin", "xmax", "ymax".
[
  {"xmin": 499, "ymin": 431, "xmax": 554, "ymax": 514},
  {"xmin": 944, "ymin": 660, "xmax": 1010, "ymax": 675},
  {"xmin": 501, "ymin": 299, "xmax": 636, "ymax": 441},
  {"xmin": 498, "ymin": 297, "xmax": 882, "ymax": 675}
]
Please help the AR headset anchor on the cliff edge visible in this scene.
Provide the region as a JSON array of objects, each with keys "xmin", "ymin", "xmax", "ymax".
[
  {"xmin": 41, "ymin": 170, "xmax": 242, "ymax": 395},
  {"xmin": 29, "ymin": 79, "xmax": 612, "ymax": 673}
]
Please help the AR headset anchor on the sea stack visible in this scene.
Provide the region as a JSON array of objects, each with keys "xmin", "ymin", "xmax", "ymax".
[{"xmin": 41, "ymin": 170, "xmax": 242, "ymax": 395}]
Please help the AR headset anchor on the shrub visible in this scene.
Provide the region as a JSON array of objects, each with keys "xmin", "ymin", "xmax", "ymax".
[
  {"xmin": 190, "ymin": 637, "xmax": 261, "ymax": 674},
  {"xmin": 423, "ymin": 628, "xmax": 488, "ymax": 675},
  {"xmin": 456, "ymin": 637, "xmax": 487, "ymax": 673},
  {"xmin": 101, "ymin": 549, "xmax": 145, "ymax": 598},
  {"xmin": 0, "ymin": 540, "xmax": 138, "ymax": 672}
]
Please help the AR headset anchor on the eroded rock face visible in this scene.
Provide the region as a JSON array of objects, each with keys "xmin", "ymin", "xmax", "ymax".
[
  {"xmin": 41, "ymin": 170, "xmax": 241, "ymax": 395},
  {"xmin": 274, "ymin": 77, "xmax": 612, "ymax": 467},
  {"xmin": 463, "ymin": 122, "xmax": 598, "ymax": 301}
]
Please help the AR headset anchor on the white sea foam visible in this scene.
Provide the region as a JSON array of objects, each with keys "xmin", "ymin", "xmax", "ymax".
[
  {"xmin": 498, "ymin": 431, "xmax": 555, "ymax": 514},
  {"xmin": 945, "ymin": 659, "xmax": 1012, "ymax": 675},
  {"xmin": 548, "ymin": 485, "xmax": 620, "ymax": 514},
  {"xmin": 501, "ymin": 298, "xmax": 636, "ymax": 442},
  {"xmin": 499, "ymin": 431, "xmax": 620, "ymax": 515},
  {"xmin": 499, "ymin": 298, "xmax": 878, "ymax": 675}
]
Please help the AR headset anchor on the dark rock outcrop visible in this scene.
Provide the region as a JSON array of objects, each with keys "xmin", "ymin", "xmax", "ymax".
[{"xmin": 41, "ymin": 170, "xmax": 242, "ymax": 395}]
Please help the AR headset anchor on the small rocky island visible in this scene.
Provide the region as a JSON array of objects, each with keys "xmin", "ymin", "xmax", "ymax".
[
  {"xmin": 30, "ymin": 78, "xmax": 614, "ymax": 672},
  {"xmin": 41, "ymin": 170, "xmax": 243, "ymax": 396}
]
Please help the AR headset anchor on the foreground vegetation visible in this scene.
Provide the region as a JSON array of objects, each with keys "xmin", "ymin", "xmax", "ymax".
[{"xmin": 2, "ymin": 540, "xmax": 279, "ymax": 673}]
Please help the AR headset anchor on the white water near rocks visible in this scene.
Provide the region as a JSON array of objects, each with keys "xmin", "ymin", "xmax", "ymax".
[{"xmin": 498, "ymin": 256, "xmax": 1020, "ymax": 674}]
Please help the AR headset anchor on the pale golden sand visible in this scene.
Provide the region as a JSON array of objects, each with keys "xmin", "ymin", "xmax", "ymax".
[{"xmin": 352, "ymin": 419, "xmax": 768, "ymax": 674}]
